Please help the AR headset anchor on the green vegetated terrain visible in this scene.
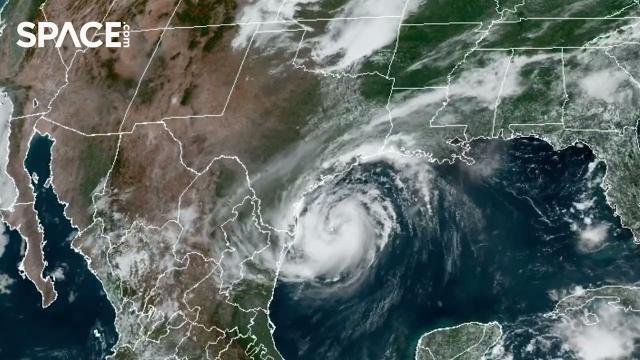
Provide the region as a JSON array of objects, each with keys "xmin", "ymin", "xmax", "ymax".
[{"xmin": 416, "ymin": 322, "xmax": 502, "ymax": 360}]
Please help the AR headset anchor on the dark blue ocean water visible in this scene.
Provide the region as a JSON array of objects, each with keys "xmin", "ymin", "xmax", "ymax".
[
  {"xmin": 0, "ymin": 134, "xmax": 117, "ymax": 359},
  {"xmin": 270, "ymin": 137, "xmax": 640, "ymax": 359}
]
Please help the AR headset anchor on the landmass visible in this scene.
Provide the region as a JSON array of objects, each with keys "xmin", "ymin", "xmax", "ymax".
[
  {"xmin": 545, "ymin": 285, "xmax": 640, "ymax": 359},
  {"xmin": 415, "ymin": 322, "xmax": 502, "ymax": 360},
  {"xmin": 549, "ymin": 285, "xmax": 640, "ymax": 318},
  {"xmin": 1, "ymin": 0, "xmax": 640, "ymax": 358}
]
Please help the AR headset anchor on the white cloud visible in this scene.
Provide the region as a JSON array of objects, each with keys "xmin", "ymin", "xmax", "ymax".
[
  {"xmin": 178, "ymin": 205, "xmax": 199, "ymax": 230},
  {"xmin": 51, "ymin": 267, "xmax": 65, "ymax": 281},
  {"xmin": 0, "ymin": 273, "xmax": 14, "ymax": 295},
  {"xmin": 234, "ymin": 0, "xmax": 421, "ymax": 71},
  {"xmin": 0, "ymin": 90, "xmax": 18, "ymax": 210},
  {"xmin": 451, "ymin": 53, "xmax": 553, "ymax": 106},
  {"xmin": 310, "ymin": 0, "xmax": 422, "ymax": 71},
  {"xmin": 554, "ymin": 303, "xmax": 640, "ymax": 360},
  {"xmin": 0, "ymin": 228, "xmax": 8, "ymax": 259},
  {"xmin": 449, "ymin": 54, "xmax": 513, "ymax": 105},
  {"xmin": 309, "ymin": 17, "xmax": 402, "ymax": 71},
  {"xmin": 389, "ymin": 87, "xmax": 448, "ymax": 120},
  {"xmin": 576, "ymin": 223, "xmax": 609, "ymax": 253},
  {"xmin": 280, "ymin": 185, "xmax": 397, "ymax": 284},
  {"xmin": 579, "ymin": 69, "xmax": 629, "ymax": 103},
  {"xmin": 232, "ymin": 0, "xmax": 321, "ymax": 48},
  {"xmin": 573, "ymin": 198, "xmax": 595, "ymax": 211},
  {"xmin": 0, "ymin": 0, "xmax": 8, "ymax": 37},
  {"xmin": 386, "ymin": 52, "xmax": 553, "ymax": 127}
]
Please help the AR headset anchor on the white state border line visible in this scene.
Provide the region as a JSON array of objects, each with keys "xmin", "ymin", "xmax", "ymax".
[
  {"xmin": 11, "ymin": 0, "xmax": 640, "ymax": 356},
  {"xmin": 121, "ymin": 15, "xmax": 640, "ymax": 34},
  {"xmin": 94, "ymin": 13, "xmax": 640, "ymax": 38},
  {"xmin": 392, "ymin": 86, "xmax": 449, "ymax": 90},
  {"xmin": 159, "ymin": 26, "xmax": 259, "ymax": 122},
  {"xmin": 52, "ymin": 11, "xmax": 640, "ymax": 136},
  {"xmin": 119, "ymin": 15, "xmax": 403, "ymax": 34},
  {"xmin": 491, "ymin": 49, "xmax": 514, "ymax": 137},
  {"xmin": 476, "ymin": 45, "xmax": 636, "ymax": 50}
]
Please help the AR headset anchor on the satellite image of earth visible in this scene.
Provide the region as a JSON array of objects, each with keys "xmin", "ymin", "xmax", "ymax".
[{"xmin": 2, "ymin": 0, "xmax": 640, "ymax": 359}]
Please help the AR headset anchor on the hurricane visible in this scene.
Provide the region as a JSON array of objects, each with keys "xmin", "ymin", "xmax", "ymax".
[
  {"xmin": 261, "ymin": 131, "xmax": 640, "ymax": 360},
  {"xmin": 215, "ymin": 1, "xmax": 640, "ymax": 356},
  {"xmin": 279, "ymin": 166, "xmax": 398, "ymax": 287},
  {"xmin": 6, "ymin": 0, "xmax": 640, "ymax": 358}
]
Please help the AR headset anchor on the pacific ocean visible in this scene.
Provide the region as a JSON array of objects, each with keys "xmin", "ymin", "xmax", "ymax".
[{"xmin": 0, "ymin": 134, "xmax": 118, "ymax": 358}]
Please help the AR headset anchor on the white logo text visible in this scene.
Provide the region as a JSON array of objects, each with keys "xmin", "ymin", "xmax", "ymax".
[{"xmin": 16, "ymin": 21, "xmax": 130, "ymax": 48}]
